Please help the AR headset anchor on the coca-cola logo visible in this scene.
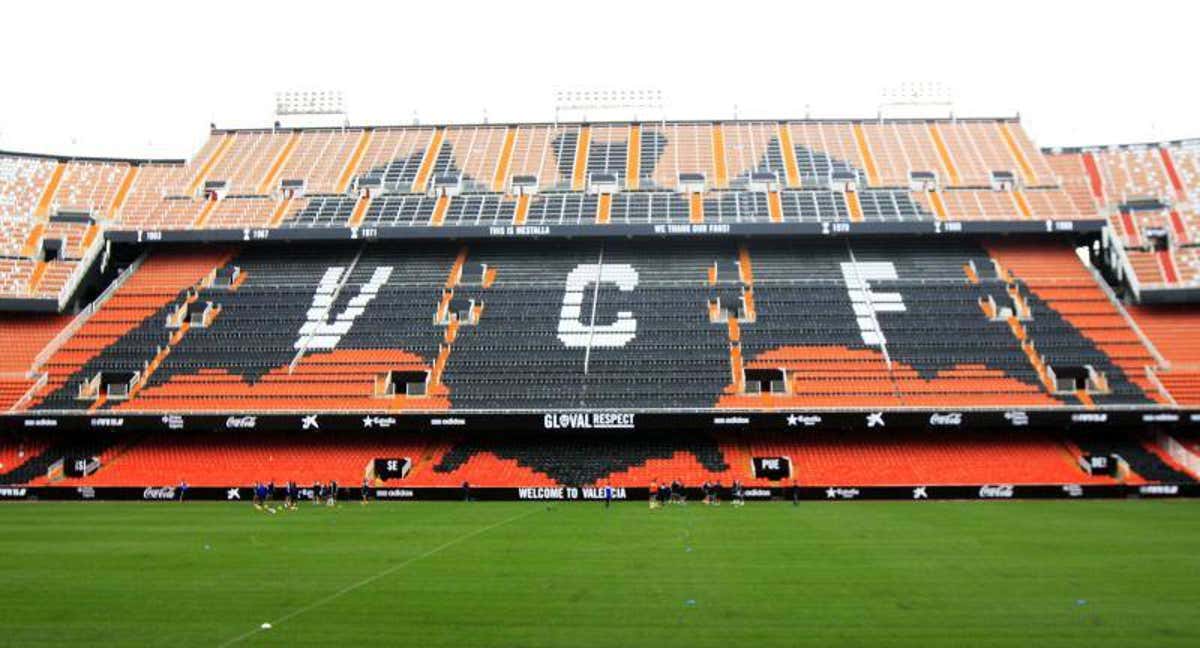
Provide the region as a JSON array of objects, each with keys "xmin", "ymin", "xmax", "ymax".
[
  {"xmin": 143, "ymin": 487, "xmax": 177, "ymax": 500},
  {"xmin": 929, "ymin": 412, "xmax": 963, "ymax": 426},
  {"xmin": 226, "ymin": 416, "xmax": 257, "ymax": 429},
  {"xmin": 978, "ymin": 484, "xmax": 1014, "ymax": 499}
]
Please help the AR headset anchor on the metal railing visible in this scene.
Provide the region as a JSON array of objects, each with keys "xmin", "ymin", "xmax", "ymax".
[
  {"xmin": 6, "ymin": 371, "xmax": 47, "ymax": 413},
  {"xmin": 30, "ymin": 252, "xmax": 147, "ymax": 375}
]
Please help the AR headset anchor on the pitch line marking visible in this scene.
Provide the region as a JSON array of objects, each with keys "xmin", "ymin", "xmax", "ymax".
[{"xmin": 217, "ymin": 507, "xmax": 539, "ymax": 647}]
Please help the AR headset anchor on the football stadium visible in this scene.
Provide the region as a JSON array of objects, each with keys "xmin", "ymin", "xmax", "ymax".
[{"xmin": 2, "ymin": 3, "xmax": 1200, "ymax": 645}]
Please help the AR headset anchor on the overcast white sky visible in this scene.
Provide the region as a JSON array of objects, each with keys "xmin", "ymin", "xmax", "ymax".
[{"xmin": 0, "ymin": 0, "xmax": 1195, "ymax": 160}]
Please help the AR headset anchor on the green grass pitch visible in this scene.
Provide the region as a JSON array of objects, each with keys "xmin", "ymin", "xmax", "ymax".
[{"xmin": 1, "ymin": 500, "xmax": 1198, "ymax": 647}]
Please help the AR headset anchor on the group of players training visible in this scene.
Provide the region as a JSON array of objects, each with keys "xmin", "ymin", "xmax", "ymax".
[
  {"xmin": 249, "ymin": 477, "xmax": 373, "ymax": 511},
  {"xmin": 649, "ymin": 479, "xmax": 746, "ymax": 508}
]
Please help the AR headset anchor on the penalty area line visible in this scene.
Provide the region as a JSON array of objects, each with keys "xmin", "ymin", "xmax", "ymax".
[{"xmin": 217, "ymin": 507, "xmax": 540, "ymax": 647}]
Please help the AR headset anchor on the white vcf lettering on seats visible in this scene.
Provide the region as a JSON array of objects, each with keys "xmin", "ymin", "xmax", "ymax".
[
  {"xmin": 294, "ymin": 266, "xmax": 394, "ymax": 350},
  {"xmin": 557, "ymin": 263, "xmax": 639, "ymax": 348},
  {"xmin": 840, "ymin": 261, "xmax": 906, "ymax": 346}
]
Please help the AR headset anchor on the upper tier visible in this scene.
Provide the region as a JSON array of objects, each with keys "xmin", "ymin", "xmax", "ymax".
[
  {"xmin": 0, "ymin": 119, "xmax": 1092, "ymax": 239},
  {"xmin": 4, "ymin": 118, "xmax": 1200, "ymax": 310},
  {"xmin": 1045, "ymin": 140, "xmax": 1200, "ymax": 302}
]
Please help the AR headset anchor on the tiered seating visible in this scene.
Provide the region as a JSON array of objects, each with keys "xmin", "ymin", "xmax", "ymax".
[
  {"xmin": 544, "ymin": 124, "xmax": 582, "ymax": 190},
  {"xmin": 362, "ymin": 194, "xmax": 440, "ymax": 226},
  {"xmin": 0, "ymin": 258, "xmax": 35, "ymax": 295},
  {"xmin": 8, "ymin": 120, "xmax": 1094, "ymax": 238},
  {"xmin": 33, "ymin": 248, "xmax": 231, "ymax": 409},
  {"xmin": 0, "ymin": 313, "xmax": 73, "ymax": 370},
  {"xmin": 203, "ymin": 131, "xmax": 291, "ymax": 194},
  {"xmin": 1093, "ymin": 147, "xmax": 1173, "ymax": 204},
  {"xmin": 1125, "ymin": 304, "xmax": 1200, "ymax": 405},
  {"xmin": 1022, "ymin": 188, "xmax": 1084, "ymax": 219},
  {"xmin": 426, "ymin": 433, "xmax": 731, "ymax": 487},
  {"xmin": 0, "ymin": 216, "xmax": 37, "ymax": 256},
  {"xmin": 438, "ymin": 126, "xmax": 510, "ymax": 192},
  {"xmin": 1045, "ymin": 152, "xmax": 1099, "ymax": 215},
  {"xmin": 723, "ymin": 122, "xmax": 784, "ymax": 184},
  {"xmin": 242, "ymin": 186, "xmax": 1095, "ymax": 228},
  {"xmin": 985, "ymin": 241, "xmax": 1158, "ymax": 405},
  {"xmin": 280, "ymin": 195, "xmax": 358, "ymax": 228},
  {"xmin": 352, "ymin": 127, "xmax": 435, "ymax": 192},
  {"xmin": 1072, "ymin": 434, "xmax": 1195, "ymax": 483},
  {"xmin": 0, "ymin": 159, "xmax": 99, "ymax": 299},
  {"xmin": 31, "ymin": 260, "xmax": 78, "ymax": 299},
  {"xmin": 1174, "ymin": 246, "xmax": 1200, "ymax": 284},
  {"xmin": 36, "ymin": 431, "xmax": 433, "ymax": 487},
  {"xmin": 720, "ymin": 240, "xmax": 1063, "ymax": 409},
  {"xmin": 859, "ymin": 122, "xmax": 947, "ymax": 187},
  {"xmin": 851, "ymin": 121, "xmax": 1056, "ymax": 189},
  {"xmin": 938, "ymin": 190, "xmax": 1020, "ymax": 220},
  {"xmin": 506, "ymin": 125, "xmax": 559, "ymax": 191},
  {"xmin": 783, "ymin": 122, "xmax": 866, "ymax": 187},
  {"xmin": 51, "ymin": 161, "xmax": 131, "ymax": 216},
  {"xmin": 0, "ymin": 434, "xmax": 114, "ymax": 485},
  {"xmin": 441, "ymin": 194, "xmax": 516, "ymax": 226},
  {"xmin": 103, "ymin": 245, "xmax": 452, "ymax": 411},
  {"xmin": 7, "ymin": 428, "xmax": 1190, "ymax": 488},
  {"xmin": 1050, "ymin": 141, "xmax": 1200, "ymax": 293},
  {"xmin": 0, "ymin": 438, "xmax": 45, "ymax": 475},
  {"xmin": 0, "ymin": 256, "xmax": 79, "ymax": 300},
  {"xmin": 204, "ymin": 196, "xmax": 276, "ymax": 229},
  {"xmin": 274, "ymin": 130, "xmax": 360, "ymax": 194},
  {"xmin": 1172, "ymin": 143, "xmax": 1200, "ymax": 204},
  {"xmin": 443, "ymin": 241, "xmax": 732, "ymax": 409},
  {"xmin": 604, "ymin": 192, "xmax": 687, "ymax": 224},
  {"xmin": 42, "ymin": 220, "xmax": 99, "ymax": 258},
  {"xmin": 0, "ymin": 154, "xmax": 56, "ymax": 218},
  {"xmin": 743, "ymin": 431, "xmax": 1123, "ymax": 486},
  {"xmin": 1128, "ymin": 304, "xmax": 1200, "ymax": 365},
  {"xmin": 115, "ymin": 164, "xmax": 199, "ymax": 229},
  {"xmin": 585, "ymin": 124, "xmax": 631, "ymax": 182},
  {"xmin": 651, "ymin": 123, "xmax": 717, "ymax": 190},
  {"xmin": 177, "ymin": 133, "xmax": 229, "ymax": 193},
  {"xmin": 11, "ymin": 238, "xmax": 1159, "ymax": 413}
]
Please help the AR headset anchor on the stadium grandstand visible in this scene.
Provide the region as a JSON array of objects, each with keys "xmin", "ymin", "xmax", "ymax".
[{"xmin": 0, "ymin": 116, "xmax": 1198, "ymax": 501}]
